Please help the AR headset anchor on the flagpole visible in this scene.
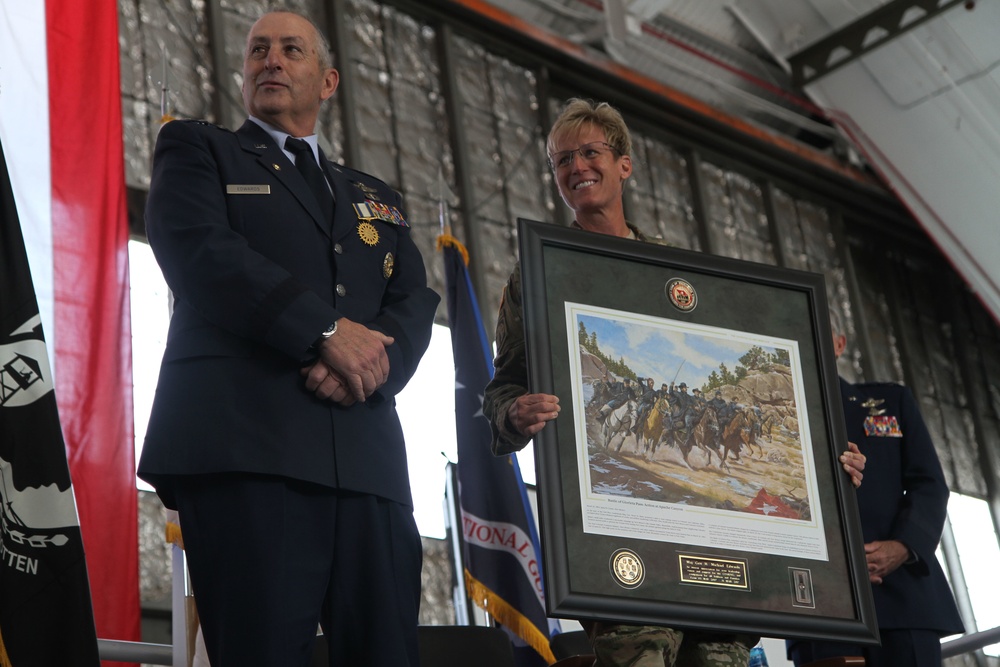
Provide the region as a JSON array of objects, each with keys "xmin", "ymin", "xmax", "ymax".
[
  {"xmin": 159, "ymin": 45, "xmax": 175, "ymax": 123},
  {"xmin": 444, "ymin": 462, "xmax": 474, "ymax": 625},
  {"xmin": 437, "ymin": 168, "xmax": 475, "ymax": 626},
  {"xmin": 438, "ymin": 167, "xmax": 450, "ymax": 237}
]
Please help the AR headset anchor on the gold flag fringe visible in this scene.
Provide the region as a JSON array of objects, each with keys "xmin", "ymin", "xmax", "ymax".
[
  {"xmin": 0, "ymin": 624, "xmax": 12, "ymax": 667},
  {"xmin": 165, "ymin": 509, "xmax": 184, "ymax": 548},
  {"xmin": 436, "ymin": 233, "xmax": 470, "ymax": 267},
  {"xmin": 464, "ymin": 570, "xmax": 556, "ymax": 665},
  {"xmin": 165, "ymin": 519, "xmax": 184, "ymax": 549}
]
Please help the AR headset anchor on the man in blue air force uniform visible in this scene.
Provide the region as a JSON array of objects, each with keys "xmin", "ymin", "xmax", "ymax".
[
  {"xmin": 787, "ymin": 313, "xmax": 963, "ymax": 667},
  {"xmin": 137, "ymin": 10, "xmax": 438, "ymax": 666}
]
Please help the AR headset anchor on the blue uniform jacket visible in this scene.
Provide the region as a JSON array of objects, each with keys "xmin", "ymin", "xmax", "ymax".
[
  {"xmin": 839, "ymin": 378, "xmax": 963, "ymax": 634},
  {"xmin": 137, "ymin": 119, "xmax": 439, "ymax": 509}
]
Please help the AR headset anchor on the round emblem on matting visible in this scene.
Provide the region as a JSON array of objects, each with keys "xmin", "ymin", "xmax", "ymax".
[
  {"xmin": 665, "ymin": 278, "xmax": 697, "ymax": 312},
  {"xmin": 610, "ymin": 549, "xmax": 645, "ymax": 589},
  {"xmin": 358, "ymin": 221, "xmax": 380, "ymax": 246}
]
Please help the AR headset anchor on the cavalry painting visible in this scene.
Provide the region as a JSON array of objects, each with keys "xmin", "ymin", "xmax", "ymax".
[{"xmin": 569, "ymin": 305, "xmax": 816, "ymax": 525}]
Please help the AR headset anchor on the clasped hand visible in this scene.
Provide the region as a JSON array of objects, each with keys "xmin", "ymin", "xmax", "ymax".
[
  {"xmin": 301, "ymin": 318, "xmax": 393, "ymax": 405},
  {"xmin": 865, "ymin": 539, "xmax": 909, "ymax": 584}
]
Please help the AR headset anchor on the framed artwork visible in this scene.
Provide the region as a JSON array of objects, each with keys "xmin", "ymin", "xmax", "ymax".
[{"xmin": 518, "ymin": 218, "xmax": 877, "ymax": 643}]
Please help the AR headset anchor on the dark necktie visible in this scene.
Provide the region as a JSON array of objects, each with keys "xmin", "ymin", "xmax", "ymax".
[{"xmin": 284, "ymin": 136, "xmax": 334, "ymax": 222}]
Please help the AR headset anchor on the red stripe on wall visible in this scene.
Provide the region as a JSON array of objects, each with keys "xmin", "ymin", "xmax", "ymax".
[{"xmin": 46, "ymin": 0, "xmax": 140, "ymax": 660}]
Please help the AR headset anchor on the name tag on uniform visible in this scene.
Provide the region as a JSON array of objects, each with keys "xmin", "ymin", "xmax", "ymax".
[
  {"xmin": 864, "ymin": 415, "xmax": 903, "ymax": 437},
  {"xmin": 226, "ymin": 184, "xmax": 270, "ymax": 194}
]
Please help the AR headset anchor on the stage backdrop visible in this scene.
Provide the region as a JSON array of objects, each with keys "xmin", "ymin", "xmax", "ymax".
[{"xmin": 0, "ymin": 0, "xmax": 140, "ymax": 660}]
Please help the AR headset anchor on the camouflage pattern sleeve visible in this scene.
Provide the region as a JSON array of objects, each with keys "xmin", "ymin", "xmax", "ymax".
[{"xmin": 483, "ymin": 264, "xmax": 533, "ymax": 456}]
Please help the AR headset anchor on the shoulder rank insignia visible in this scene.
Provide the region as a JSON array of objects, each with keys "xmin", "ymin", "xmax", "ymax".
[{"xmin": 864, "ymin": 415, "xmax": 903, "ymax": 438}]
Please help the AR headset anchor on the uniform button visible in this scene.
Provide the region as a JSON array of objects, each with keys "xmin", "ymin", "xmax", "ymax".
[
  {"xmin": 336, "ymin": 284, "xmax": 346, "ymax": 297},
  {"xmin": 334, "ymin": 243, "xmax": 343, "ymax": 254}
]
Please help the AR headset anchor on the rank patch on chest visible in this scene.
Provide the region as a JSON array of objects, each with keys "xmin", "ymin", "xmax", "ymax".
[
  {"xmin": 864, "ymin": 415, "xmax": 903, "ymax": 437},
  {"xmin": 352, "ymin": 200, "xmax": 409, "ymax": 227}
]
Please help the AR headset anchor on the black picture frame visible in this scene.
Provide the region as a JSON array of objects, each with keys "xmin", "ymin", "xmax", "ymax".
[{"xmin": 517, "ymin": 218, "xmax": 878, "ymax": 643}]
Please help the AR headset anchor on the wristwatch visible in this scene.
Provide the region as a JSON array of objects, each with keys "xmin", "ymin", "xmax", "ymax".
[{"xmin": 313, "ymin": 320, "xmax": 338, "ymax": 349}]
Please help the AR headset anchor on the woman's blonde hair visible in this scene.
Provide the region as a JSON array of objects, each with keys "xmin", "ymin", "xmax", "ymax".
[{"xmin": 547, "ymin": 98, "xmax": 633, "ymax": 157}]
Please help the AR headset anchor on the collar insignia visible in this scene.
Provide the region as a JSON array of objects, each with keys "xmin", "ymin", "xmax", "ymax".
[{"xmin": 352, "ymin": 182, "xmax": 381, "ymax": 201}]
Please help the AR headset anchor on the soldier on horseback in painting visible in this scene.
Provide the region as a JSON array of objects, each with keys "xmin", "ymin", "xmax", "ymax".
[
  {"xmin": 668, "ymin": 381, "xmax": 693, "ymax": 409},
  {"xmin": 668, "ymin": 382, "xmax": 701, "ymax": 449},
  {"xmin": 588, "ymin": 371, "xmax": 613, "ymax": 415},
  {"xmin": 632, "ymin": 377, "xmax": 658, "ymax": 435},
  {"xmin": 691, "ymin": 388, "xmax": 707, "ymax": 409},
  {"xmin": 589, "ymin": 373, "xmax": 617, "ymax": 416},
  {"xmin": 707, "ymin": 389, "xmax": 726, "ymax": 413},
  {"xmin": 598, "ymin": 377, "xmax": 635, "ymax": 423},
  {"xmin": 718, "ymin": 397, "xmax": 740, "ymax": 430},
  {"xmin": 693, "ymin": 389, "xmax": 716, "ymax": 445}
]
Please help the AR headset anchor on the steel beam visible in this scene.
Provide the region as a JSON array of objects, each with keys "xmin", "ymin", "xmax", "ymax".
[
  {"xmin": 203, "ymin": 0, "xmax": 228, "ymax": 125},
  {"xmin": 329, "ymin": 0, "xmax": 363, "ymax": 168},
  {"xmin": 788, "ymin": 0, "xmax": 966, "ymax": 87},
  {"xmin": 437, "ymin": 24, "xmax": 489, "ymax": 306}
]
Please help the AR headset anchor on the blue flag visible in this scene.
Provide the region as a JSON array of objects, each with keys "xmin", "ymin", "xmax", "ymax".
[
  {"xmin": 0, "ymin": 139, "xmax": 100, "ymax": 665},
  {"xmin": 439, "ymin": 235, "xmax": 554, "ymax": 666}
]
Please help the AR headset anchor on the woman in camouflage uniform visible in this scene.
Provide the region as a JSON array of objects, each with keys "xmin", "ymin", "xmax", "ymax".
[{"xmin": 483, "ymin": 98, "xmax": 759, "ymax": 667}]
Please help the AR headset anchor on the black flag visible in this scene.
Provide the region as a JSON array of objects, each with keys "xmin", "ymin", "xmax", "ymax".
[{"xmin": 0, "ymin": 138, "xmax": 100, "ymax": 665}]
